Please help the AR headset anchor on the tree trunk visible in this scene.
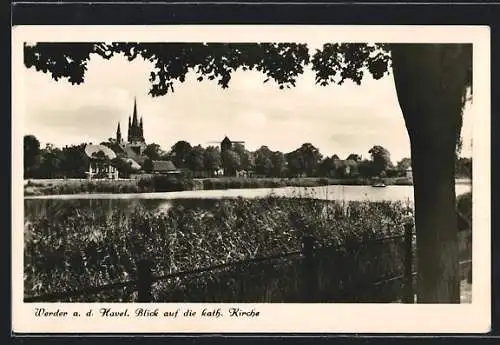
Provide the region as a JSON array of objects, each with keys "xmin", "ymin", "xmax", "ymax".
[{"xmin": 390, "ymin": 44, "xmax": 470, "ymax": 303}]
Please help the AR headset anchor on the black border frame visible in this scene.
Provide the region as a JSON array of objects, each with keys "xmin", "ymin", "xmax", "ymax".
[{"xmin": 7, "ymin": 1, "xmax": 499, "ymax": 343}]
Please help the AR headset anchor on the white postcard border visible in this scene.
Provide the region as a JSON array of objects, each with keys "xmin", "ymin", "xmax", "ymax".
[{"xmin": 12, "ymin": 25, "xmax": 491, "ymax": 334}]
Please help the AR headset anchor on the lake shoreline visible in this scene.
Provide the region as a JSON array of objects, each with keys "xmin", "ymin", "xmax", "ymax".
[
  {"xmin": 24, "ymin": 182, "xmax": 472, "ymax": 202},
  {"xmin": 24, "ymin": 176, "xmax": 471, "ymax": 197},
  {"xmin": 24, "ymin": 177, "xmax": 407, "ymax": 196}
]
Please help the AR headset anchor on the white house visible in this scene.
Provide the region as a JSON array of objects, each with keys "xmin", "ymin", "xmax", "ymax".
[{"xmin": 84, "ymin": 144, "xmax": 119, "ymax": 180}]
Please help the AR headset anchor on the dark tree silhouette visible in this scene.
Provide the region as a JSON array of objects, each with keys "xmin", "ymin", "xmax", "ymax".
[
  {"xmin": 358, "ymin": 159, "xmax": 375, "ymax": 178},
  {"xmin": 397, "ymin": 157, "xmax": 412, "ymax": 171},
  {"xmin": 270, "ymin": 151, "xmax": 287, "ymax": 177},
  {"xmin": 203, "ymin": 145, "xmax": 222, "ymax": 176},
  {"xmin": 38, "ymin": 143, "xmax": 63, "ymax": 179},
  {"xmin": 170, "ymin": 140, "xmax": 192, "ymax": 169},
  {"xmin": 232, "ymin": 143, "xmax": 254, "ymax": 172},
  {"xmin": 188, "ymin": 145, "xmax": 206, "ymax": 175},
  {"xmin": 222, "ymin": 149, "xmax": 241, "ymax": 176},
  {"xmin": 319, "ymin": 156, "xmax": 340, "ymax": 178},
  {"xmin": 142, "ymin": 158, "xmax": 153, "ymax": 174},
  {"xmin": 23, "ymin": 42, "xmax": 472, "ymax": 303},
  {"xmin": 60, "ymin": 144, "xmax": 88, "ymax": 178},
  {"xmin": 302, "ymin": 143, "xmax": 323, "ymax": 177},
  {"xmin": 24, "ymin": 135, "xmax": 41, "ymax": 178},
  {"xmin": 254, "ymin": 146, "xmax": 274, "ymax": 176},
  {"xmin": 143, "ymin": 143, "xmax": 164, "ymax": 160},
  {"xmin": 368, "ymin": 145, "xmax": 393, "ymax": 176}
]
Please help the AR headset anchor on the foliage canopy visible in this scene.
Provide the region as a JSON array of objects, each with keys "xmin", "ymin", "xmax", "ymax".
[{"xmin": 24, "ymin": 42, "xmax": 397, "ymax": 96}]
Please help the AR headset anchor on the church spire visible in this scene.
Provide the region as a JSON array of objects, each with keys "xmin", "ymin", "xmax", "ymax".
[
  {"xmin": 126, "ymin": 97, "xmax": 146, "ymax": 143},
  {"xmin": 127, "ymin": 116, "xmax": 132, "ymax": 142},
  {"xmin": 132, "ymin": 97, "xmax": 138, "ymax": 128},
  {"xmin": 116, "ymin": 122, "xmax": 122, "ymax": 143}
]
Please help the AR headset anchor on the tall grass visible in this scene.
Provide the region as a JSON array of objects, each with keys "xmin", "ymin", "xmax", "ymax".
[
  {"xmin": 24, "ymin": 197, "xmax": 412, "ymax": 302},
  {"xmin": 137, "ymin": 175, "xmax": 196, "ymax": 192},
  {"xmin": 24, "ymin": 179, "xmax": 143, "ymax": 196}
]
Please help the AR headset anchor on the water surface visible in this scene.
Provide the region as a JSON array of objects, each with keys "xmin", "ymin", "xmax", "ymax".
[
  {"xmin": 24, "ymin": 184, "xmax": 472, "ymax": 220},
  {"xmin": 25, "ymin": 184, "xmax": 471, "ymax": 201}
]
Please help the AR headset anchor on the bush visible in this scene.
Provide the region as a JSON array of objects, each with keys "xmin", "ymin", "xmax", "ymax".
[{"xmin": 137, "ymin": 175, "xmax": 195, "ymax": 192}]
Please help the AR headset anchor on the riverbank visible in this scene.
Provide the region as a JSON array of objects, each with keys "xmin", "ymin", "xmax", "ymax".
[
  {"xmin": 24, "ymin": 193, "xmax": 472, "ymax": 302},
  {"xmin": 24, "ymin": 176, "xmax": 420, "ymax": 196}
]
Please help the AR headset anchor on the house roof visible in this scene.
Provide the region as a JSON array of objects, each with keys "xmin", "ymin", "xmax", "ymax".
[
  {"xmin": 84, "ymin": 144, "xmax": 117, "ymax": 160},
  {"xmin": 123, "ymin": 158, "xmax": 142, "ymax": 170},
  {"xmin": 152, "ymin": 160, "xmax": 177, "ymax": 172}
]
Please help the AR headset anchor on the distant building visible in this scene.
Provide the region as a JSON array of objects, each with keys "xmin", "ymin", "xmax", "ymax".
[
  {"xmin": 88, "ymin": 98, "xmax": 191, "ymax": 178},
  {"xmin": 106, "ymin": 97, "xmax": 176, "ymax": 176},
  {"xmin": 218, "ymin": 136, "xmax": 246, "ymax": 177},
  {"xmin": 84, "ymin": 144, "xmax": 119, "ymax": 180},
  {"xmin": 221, "ymin": 136, "xmax": 232, "ymax": 153},
  {"xmin": 151, "ymin": 160, "xmax": 181, "ymax": 175},
  {"xmin": 115, "ymin": 97, "xmax": 147, "ymax": 164}
]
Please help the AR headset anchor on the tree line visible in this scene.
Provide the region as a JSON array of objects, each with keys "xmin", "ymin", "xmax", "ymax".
[{"xmin": 23, "ymin": 134, "xmax": 472, "ymax": 180}]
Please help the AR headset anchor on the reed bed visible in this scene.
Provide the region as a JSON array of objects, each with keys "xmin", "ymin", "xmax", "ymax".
[{"xmin": 24, "ymin": 196, "xmax": 415, "ymax": 302}]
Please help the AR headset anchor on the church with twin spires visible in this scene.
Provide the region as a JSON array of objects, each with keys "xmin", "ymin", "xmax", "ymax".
[
  {"xmin": 84, "ymin": 97, "xmax": 180, "ymax": 179},
  {"xmin": 115, "ymin": 97, "xmax": 148, "ymax": 164}
]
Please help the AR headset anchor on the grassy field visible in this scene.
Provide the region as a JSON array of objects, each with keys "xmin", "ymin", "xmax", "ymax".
[{"xmin": 24, "ymin": 176, "xmax": 415, "ymax": 196}]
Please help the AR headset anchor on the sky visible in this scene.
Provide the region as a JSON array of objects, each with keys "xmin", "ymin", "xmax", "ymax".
[{"xmin": 22, "ymin": 47, "xmax": 474, "ymax": 163}]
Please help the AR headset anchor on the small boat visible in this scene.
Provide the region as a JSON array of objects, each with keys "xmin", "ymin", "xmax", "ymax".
[{"xmin": 371, "ymin": 182, "xmax": 386, "ymax": 188}]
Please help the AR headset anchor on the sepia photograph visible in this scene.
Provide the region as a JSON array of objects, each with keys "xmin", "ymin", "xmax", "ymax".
[{"xmin": 12, "ymin": 26, "xmax": 490, "ymax": 333}]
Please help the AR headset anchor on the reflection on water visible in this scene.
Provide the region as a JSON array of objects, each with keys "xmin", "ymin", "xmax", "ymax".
[
  {"xmin": 24, "ymin": 198, "xmax": 168, "ymax": 221},
  {"xmin": 24, "ymin": 184, "xmax": 472, "ymax": 221},
  {"xmin": 25, "ymin": 184, "xmax": 472, "ymax": 201},
  {"xmin": 24, "ymin": 198, "xmax": 235, "ymax": 221}
]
